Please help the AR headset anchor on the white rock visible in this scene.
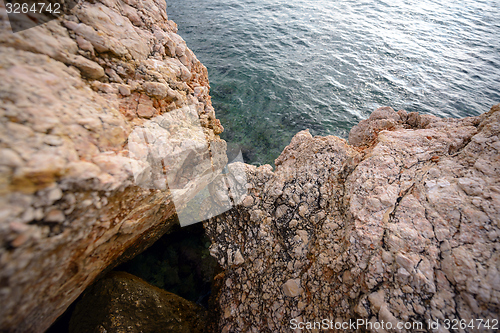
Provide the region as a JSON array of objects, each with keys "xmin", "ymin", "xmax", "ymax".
[{"xmin": 282, "ymin": 279, "xmax": 302, "ymax": 297}]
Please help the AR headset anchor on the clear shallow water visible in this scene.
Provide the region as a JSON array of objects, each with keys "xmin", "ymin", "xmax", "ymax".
[{"xmin": 166, "ymin": 0, "xmax": 500, "ymax": 165}]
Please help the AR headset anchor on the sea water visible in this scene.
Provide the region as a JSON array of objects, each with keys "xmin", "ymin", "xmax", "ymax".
[{"xmin": 166, "ymin": 0, "xmax": 500, "ymax": 165}]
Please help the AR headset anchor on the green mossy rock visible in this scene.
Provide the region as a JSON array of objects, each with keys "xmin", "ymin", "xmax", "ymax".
[{"xmin": 69, "ymin": 271, "xmax": 208, "ymax": 333}]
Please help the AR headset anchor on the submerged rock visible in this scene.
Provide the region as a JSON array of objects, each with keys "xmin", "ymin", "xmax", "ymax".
[
  {"xmin": 69, "ymin": 271, "xmax": 208, "ymax": 333},
  {"xmin": 205, "ymin": 105, "xmax": 500, "ymax": 332}
]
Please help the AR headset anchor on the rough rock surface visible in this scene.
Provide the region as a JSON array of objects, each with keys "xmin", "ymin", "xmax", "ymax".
[
  {"xmin": 0, "ymin": 1, "xmax": 225, "ymax": 332},
  {"xmin": 205, "ymin": 105, "xmax": 500, "ymax": 332},
  {"xmin": 68, "ymin": 271, "xmax": 208, "ymax": 333}
]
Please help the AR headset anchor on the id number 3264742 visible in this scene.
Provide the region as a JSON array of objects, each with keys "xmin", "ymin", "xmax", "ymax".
[
  {"xmin": 5, "ymin": 2, "xmax": 61, "ymax": 14},
  {"xmin": 442, "ymin": 318, "xmax": 498, "ymax": 330}
]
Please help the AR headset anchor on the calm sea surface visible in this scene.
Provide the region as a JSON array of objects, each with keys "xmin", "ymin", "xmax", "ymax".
[{"xmin": 166, "ymin": 0, "xmax": 500, "ymax": 165}]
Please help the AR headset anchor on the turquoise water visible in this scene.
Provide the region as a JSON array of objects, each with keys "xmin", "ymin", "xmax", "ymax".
[{"xmin": 166, "ymin": 0, "xmax": 500, "ymax": 165}]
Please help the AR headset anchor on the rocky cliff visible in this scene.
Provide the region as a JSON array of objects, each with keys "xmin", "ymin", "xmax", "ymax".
[
  {"xmin": 205, "ymin": 105, "xmax": 500, "ymax": 332},
  {"xmin": 0, "ymin": 1, "xmax": 226, "ymax": 332},
  {"xmin": 1, "ymin": 1, "xmax": 499, "ymax": 332}
]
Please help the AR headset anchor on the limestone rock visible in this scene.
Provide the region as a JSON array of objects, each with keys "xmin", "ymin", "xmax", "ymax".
[
  {"xmin": 69, "ymin": 271, "xmax": 208, "ymax": 333},
  {"xmin": 348, "ymin": 106, "xmax": 480, "ymax": 148},
  {"xmin": 282, "ymin": 279, "xmax": 302, "ymax": 297},
  {"xmin": 0, "ymin": 1, "xmax": 225, "ymax": 332},
  {"xmin": 205, "ymin": 104, "xmax": 500, "ymax": 332}
]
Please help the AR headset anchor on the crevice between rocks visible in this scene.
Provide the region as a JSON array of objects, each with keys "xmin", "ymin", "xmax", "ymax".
[{"xmin": 45, "ymin": 221, "xmax": 221, "ymax": 333}]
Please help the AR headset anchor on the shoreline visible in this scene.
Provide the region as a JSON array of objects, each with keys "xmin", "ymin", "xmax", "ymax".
[{"xmin": 0, "ymin": 1, "xmax": 499, "ymax": 331}]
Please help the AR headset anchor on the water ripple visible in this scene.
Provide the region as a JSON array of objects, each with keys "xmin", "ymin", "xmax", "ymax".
[{"xmin": 167, "ymin": 0, "xmax": 500, "ymax": 165}]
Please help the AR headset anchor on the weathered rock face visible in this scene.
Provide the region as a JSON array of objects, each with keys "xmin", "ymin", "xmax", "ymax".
[
  {"xmin": 0, "ymin": 1, "xmax": 225, "ymax": 332},
  {"xmin": 205, "ymin": 105, "xmax": 500, "ymax": 332},
  {"xmin": 1, "ymin": 0, "xmax": 499, "ymax": 331},
  {"xmin": 69, "ymin": 271, "xmax": 208, "ymax": 333}
]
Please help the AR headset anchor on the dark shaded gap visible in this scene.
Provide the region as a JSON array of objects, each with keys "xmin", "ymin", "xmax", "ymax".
[
  {"xmin": 45, "ymin": 222, "xmax": 221, "ymax": 332},
  {"xmin": 115, "ymin": 222, "xmax": 220, "ymax": 307}
]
